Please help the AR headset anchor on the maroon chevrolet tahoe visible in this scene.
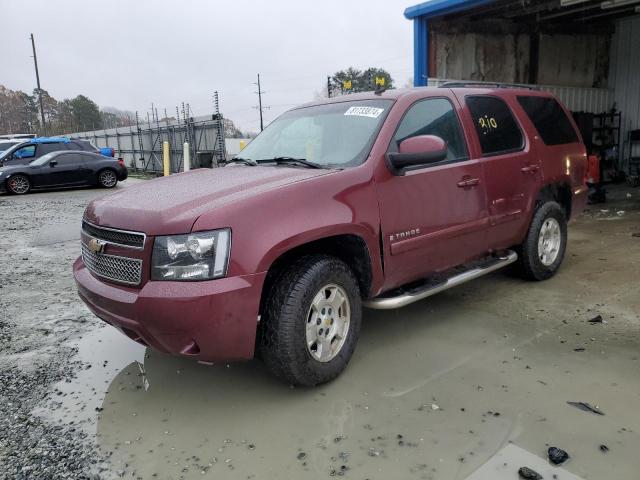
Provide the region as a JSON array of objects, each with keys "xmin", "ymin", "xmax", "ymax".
[{"xmin": 74, "ymin": 85, "xmax": 588, "ymax": 386}]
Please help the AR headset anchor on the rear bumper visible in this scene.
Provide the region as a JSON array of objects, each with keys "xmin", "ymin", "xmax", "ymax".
[{"xmin": 73, "ymin": 257, "xmax": 265, "ymax": 361}]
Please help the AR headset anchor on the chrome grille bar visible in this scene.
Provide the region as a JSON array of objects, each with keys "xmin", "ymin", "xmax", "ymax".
[
  {"xmin": 82, "ymin": 220, "xmax": 145, "ymax": 249},
  {"xmin": 81, "ymin": 243, "xmax": 142, "ymax": 286}
]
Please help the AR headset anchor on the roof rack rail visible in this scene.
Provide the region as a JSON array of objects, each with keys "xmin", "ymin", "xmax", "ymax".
[{"xmin": 438, "ymin": 81, "xmax": 538, "ymax": 90}]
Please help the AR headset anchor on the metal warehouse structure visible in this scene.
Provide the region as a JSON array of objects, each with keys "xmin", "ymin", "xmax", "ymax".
[
  {"xmin": 405, "ymin": 0, "xmax": 640, "ymax": 177},
  {"xmin": 70, "ymin": 114, "xmax": 227, "ymax": 174}
]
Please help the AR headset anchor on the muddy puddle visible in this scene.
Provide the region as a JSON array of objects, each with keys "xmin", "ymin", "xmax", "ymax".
[{"xmin": 33, "ymin": 287, "xmax": 640, "ymax": 479}]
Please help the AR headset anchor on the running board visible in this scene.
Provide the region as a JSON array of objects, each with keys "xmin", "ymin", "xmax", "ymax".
[{"xmin": 364, "ymin": 250, "xmax": 518, "ymax": 310}]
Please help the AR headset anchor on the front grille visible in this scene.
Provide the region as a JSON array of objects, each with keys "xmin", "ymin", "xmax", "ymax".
[
  {"xmin": 82, "ymin": 243, "xmax": 142, "ymax": 286},
  {"xmin": 82, "ymin": 221, "xmax": 145, "ymax": 248}
]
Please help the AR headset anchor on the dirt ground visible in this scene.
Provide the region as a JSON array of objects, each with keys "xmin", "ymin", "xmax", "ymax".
[{"xmin": 1, "ymin": 180, "xmax": 639, "ymax": 480}]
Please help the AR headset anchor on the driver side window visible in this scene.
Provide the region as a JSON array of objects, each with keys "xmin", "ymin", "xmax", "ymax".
[
  {"xmin": 14, "ymin": 145, "xmax": 36, "ymax": 159},
  {"xmin": 394, "ymin": 98, "xmax": 468, "ymax": 161}
]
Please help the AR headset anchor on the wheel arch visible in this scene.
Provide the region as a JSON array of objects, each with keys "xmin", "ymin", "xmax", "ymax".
[
  {"xmin": 535, "ymin": 182, "xmax": 572, "ymax": 219},
  {"xmin": 96, "ymin": 166, "xmax": 118, "ymax": 185},
  {"xmin": 258, "ymin": 233, "xmax": 375, "ymax": 316},
  {"xmin": 5, "ymin": 172, "xmax": 32, "ymax": 192}
]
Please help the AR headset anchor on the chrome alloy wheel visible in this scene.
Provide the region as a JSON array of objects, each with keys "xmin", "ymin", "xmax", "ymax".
[
  {"xmin": 538, "ymin": 217, "xmax": 562, "ymax": 266},
  {"xmin": 306, "ymin": 284, "xmax": 351, "ymax": 362},
  {"xmin": 8, "ymin": 176, "xmax": 29, "ymax": 194},
  {"xmin": 99, "ymin": 170, "xmax": 117, "ymax": 187}
]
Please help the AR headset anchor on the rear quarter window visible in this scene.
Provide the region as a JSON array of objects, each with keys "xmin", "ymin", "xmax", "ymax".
[
  {"xmin": 517, "ymin": 96, "xmax": 579, "ymax": 145},
  {"xmin": 466, "ymin": 96, "xmax": 524, "ymax": 156},
  {"xmin": 74, "ymin": 140, "xmax": 97, "ymax": 151}
]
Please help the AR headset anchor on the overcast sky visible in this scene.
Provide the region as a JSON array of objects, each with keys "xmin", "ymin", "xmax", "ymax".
[{"xmin": 1, "ymin": 0, "xmax": 414, "ymax": 133}]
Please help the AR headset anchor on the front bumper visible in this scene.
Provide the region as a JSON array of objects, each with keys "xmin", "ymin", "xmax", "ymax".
[{"xmin": 73, "ymin": 257, "xmax": 265, "ymax": 361}]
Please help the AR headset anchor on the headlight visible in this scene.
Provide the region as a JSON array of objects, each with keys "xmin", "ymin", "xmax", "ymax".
[{"xmin": 151, "ymin": 229, "xmax": 231, "ymax": 281}]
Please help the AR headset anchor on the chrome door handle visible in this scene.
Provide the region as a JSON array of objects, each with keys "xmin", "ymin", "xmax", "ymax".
[
  {"xmin": 521, "ymin": 165, "xmax": 540, "ymax": 174},
  {"xmin": 457, "ymin": 178, "xmax": 480, "ymax": 188}
]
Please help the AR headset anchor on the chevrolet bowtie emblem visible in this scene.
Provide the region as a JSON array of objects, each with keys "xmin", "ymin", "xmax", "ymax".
[{"xmin": 88, "ymin": 238, "xmax": 106, "ymax": 254}]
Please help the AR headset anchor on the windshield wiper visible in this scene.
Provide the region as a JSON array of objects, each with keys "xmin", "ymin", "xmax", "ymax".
[
  {"xmin": 226, "ymin": 157, "xmax": 257, "ymax": 166},
  {"xmin": 255, "ymin": 157, "xmax": 322, "ymax": 169}
]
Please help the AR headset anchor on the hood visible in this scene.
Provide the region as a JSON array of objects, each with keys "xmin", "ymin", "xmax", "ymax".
[{"xmin": 84, "ymin": 166, "xmax": 335, "ymax": 235}]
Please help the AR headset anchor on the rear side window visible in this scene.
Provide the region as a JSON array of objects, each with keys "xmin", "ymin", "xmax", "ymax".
[
  {"xmin": 80, "ymin": 153, "xmax": 100, "ymax": 162},
  {"xmin": 38, "ymin": 143, "xmax": 61, "ymax": 155},
  {"xmin": 56, "ymin": 153, "xmax": 81, "ymax": 165},
  {"xmin": 393, "ymin": 98, "xmax": 468, "ymax": 161},
  {"xmin": 517, "ymin": 96, "xmax": 578, "ymax": 145},
  {"xmin": 466, "ymin": 96, "xmax": 523, "ymax": 156}
]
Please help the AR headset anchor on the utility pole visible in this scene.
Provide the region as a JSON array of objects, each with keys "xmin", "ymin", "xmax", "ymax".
[
  {"xmin": 255, "ymin": 74, "xmax": 264, "ymax": 131},
  {"xmin": 327, "ymin": 76, "xmax": 332, "ymax": 98},
  {"xmin": 30, "ymin": 33, "xmax": 46, "ymax": 135}
]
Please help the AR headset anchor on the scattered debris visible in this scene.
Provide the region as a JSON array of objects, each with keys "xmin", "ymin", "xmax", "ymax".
[
  {"xmin": 367, "ymin": 447, "xmax": 383, "ymax": 457},
  {"xmin": 296, "ymin": 452, "xmax": 307, "ymax": 460},
  {"xmin": 599, "ymin": 444, "xmax": 609, "ymax": 453},
  {"xmin": 574, "ymin": 347, "xmax": 586, "ymax": 352},
  {"xmin": 431, "ymin": 403, "xmax": 440, "ymax": 411},
  {"xmin": 632, "ymin": 232, "xmax": 640, "ymax": 238},
  {"xmin": 567, "ymin": 401, "xmax": 605, "ymax": 415},
  {"xmin": 547, "ymin": 447, "xmax": 570, "ymax": 465},
  {"xmin": 588, "ymin": 315, "xmax": 604, "ymax": 323},
  {"xmin": 518, "ymin": 466, "xmax": 543, "ymax": 479}
]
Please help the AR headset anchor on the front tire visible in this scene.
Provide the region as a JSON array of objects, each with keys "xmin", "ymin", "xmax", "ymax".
[
  {"xmin": 516, "ymin": 201, "xmax": 567, "ymax": 280},
  {"xmin": 259, "ymin": 255, "xmax": 362, "ymax": 387},
  {"xmin": 98, "ymin": 169, "xmax": 118, "ymax": 188},
  {"xmin": 6, "ymin": 174, "xmax": 31, "ymax": 195}
]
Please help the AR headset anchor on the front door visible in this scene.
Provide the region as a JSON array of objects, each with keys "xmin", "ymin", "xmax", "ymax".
[
  {"xmin": 39, "ymin": 153, "xmax": 88, "ymax": 187},
  {"xmin": 375, "ymin": 96, "xmax": 489, "ymax": 289}
]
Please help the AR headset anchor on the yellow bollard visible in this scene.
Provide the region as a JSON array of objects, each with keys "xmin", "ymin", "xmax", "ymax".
[
  {"xmin": 162, "ymin": 141, "xmax": 170, "ymax": 176},
  {"xmin": 239, "ymin": 140, "xmax": 246, "ymax": 151}
]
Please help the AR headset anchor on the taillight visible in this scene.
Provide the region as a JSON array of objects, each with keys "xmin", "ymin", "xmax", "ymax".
[{"xmin": 117, "ymin": 158, "xmax": 125, "ymax": 166}]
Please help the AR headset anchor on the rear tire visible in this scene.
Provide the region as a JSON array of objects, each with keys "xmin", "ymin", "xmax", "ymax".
[
  {"xmin": 98, "ymin": 169, "xmax": 118, "ymax": 188},
  {"xmin": 6, "ymin": 174, "xmax": 31, "ymax": 195},
  {"xmin": 258, "ymin": 255, "xmax": 362, "ymax": 387},
  {"xmin": 516, "ymin": 201, "xmax": 567, "ymax": 281}
]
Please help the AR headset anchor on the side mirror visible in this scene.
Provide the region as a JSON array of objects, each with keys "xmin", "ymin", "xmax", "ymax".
[
  {"xmin": 49, "ymin": 160, "xmax": 58, "ymax": 167},
  {"xmin": 386, "ymin": 135, "xmax": 448, "ymax": 175}
]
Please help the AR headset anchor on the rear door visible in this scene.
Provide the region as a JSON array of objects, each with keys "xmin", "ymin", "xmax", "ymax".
[
  {"xmin": 376, "ymin": 95, "xmax": 489, "ymax": 288},
  {"xmin": 456, "ymin": 94, "xmax": 541, "ymax": 250},
  {"xmin": 515, "ymin": 95, "xmax": 586, "ymax": 192}
]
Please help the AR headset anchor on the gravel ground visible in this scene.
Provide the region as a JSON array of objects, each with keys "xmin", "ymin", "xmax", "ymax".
[{"xmin": 0, "ymin": 185, "xmax": 139, "ymax": 480}]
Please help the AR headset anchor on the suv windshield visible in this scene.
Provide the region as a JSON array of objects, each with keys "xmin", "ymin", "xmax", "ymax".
[{"xmin": 237, "ymin": 99, "xmax": 393, "ymax": 168}]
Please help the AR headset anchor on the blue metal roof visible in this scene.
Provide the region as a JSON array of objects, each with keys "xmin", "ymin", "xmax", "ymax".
[{"xmin": 404, "ymin": 0, "xmax": 494, "ymax": 20}]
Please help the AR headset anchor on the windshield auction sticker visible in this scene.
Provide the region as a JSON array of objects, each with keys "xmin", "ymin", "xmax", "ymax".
[{"xmin": 344, "ymin": 106, "xmax": 385, "ymax": 118}]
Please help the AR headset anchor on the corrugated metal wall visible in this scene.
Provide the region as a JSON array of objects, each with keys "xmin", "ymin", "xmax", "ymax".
[
  {"xmin": 427, "ymin": 78, "xmax": 614, "ymax": 113},
  {"xmin": 610, "ymin": 15, "xmax": 640, "ymax": 172}
]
